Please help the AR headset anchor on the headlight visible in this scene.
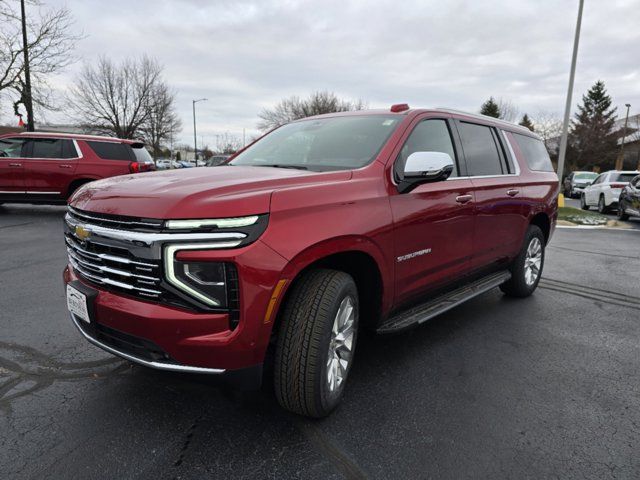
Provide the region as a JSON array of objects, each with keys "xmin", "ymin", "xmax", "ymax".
[
  {"xmin": 165, "ymin": 216, "xmax": 259, "ymax": 230},
  {"xmin": 165, "ymin": 244, "xmax": 235, "ymax": 307}
]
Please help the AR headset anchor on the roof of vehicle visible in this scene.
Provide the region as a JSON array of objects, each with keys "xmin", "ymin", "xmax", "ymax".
[
  {"xmin": 299, "ymin": 107, "xmax": 540, "ymax": 138},
  {"xmin": 0, "ymin": 131, "xmax": 142, "ymax": 144},
  {"xmin": 602, "ymin": 170, "xmax": 640, "ymax": 175}
]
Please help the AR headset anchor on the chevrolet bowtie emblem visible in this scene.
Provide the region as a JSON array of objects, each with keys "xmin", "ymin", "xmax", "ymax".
[{"xmin": 74, "ymin": 225, "xmax": 91, "ymax": 242}]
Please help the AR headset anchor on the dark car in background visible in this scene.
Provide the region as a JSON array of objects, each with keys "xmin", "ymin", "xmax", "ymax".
[
  {"xmin": 0, "ymin": 132, "xmax": 155, "ymax": 205},
  {"xmin": 618, "ymin": 174, "xmax": 640, "ymax": 220},
  {"xmin": 563, "ymin": 171, "xmax": 598, "ymax": 198}
]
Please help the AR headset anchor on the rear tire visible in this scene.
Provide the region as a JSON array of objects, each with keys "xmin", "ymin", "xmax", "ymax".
[
  {"xmin": 500, "ymin": 225, "xmax": 545, "ymax": 298},
  {"xmin": 274, "ymin": 269, "xmax": 359, "ymax": 418},
  {"xmin": 598, "ymin": 195, "xmax": 609, "ymax": 214},
  {"xmin": 580, "ymin": 194, "xmax": 589, "ymax": 210}
]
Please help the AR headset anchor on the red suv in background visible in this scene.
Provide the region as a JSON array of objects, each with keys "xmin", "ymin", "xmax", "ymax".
[
  {"xmin": 0, "ymin": 132, "xmax": 155, "ymax": 205},
  {"xmin": 63, "ymin": 106, "xmax": 558, "ymax": 417}
]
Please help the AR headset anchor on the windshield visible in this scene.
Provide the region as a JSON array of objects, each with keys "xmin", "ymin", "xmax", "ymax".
[
  {"xmin": 229, "ymin": 115, "xmax": 402, "ymax": 171},
  {"xmin": 574, "ymin": 172, "xmax": 597, "ymax": 181}
]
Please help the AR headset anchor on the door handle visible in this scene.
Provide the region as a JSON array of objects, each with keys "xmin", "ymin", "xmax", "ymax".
[
  {"xmin": 59, "ymin": 164, "xmax": 72, "ymax": 169},
  {"xmin": 8, "ymin": 162, "xmax": 22, "ymax": 167},
  {"xmin": 455, "ymin": 194, "xmax": 473, "ymax": 204},
  {"xmin": 506, "ymin": 189, "xmax": 519, "ymax": 197}
]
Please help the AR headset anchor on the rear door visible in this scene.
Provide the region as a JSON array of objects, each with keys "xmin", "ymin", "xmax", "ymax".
[
  {"xmin": 455, "ymin": 120, "xmax": 526, "ymax": 271},
  {"xmin": 390, "ymin": 115, "xmax": 475, "ymax": 304},
  {"xmin": 22, "ymin": 137, "xmax": 80, "ymax": 196},
  {"xmin": 0, "ymin": 137, "xmax": 27, "ymax": 193}
]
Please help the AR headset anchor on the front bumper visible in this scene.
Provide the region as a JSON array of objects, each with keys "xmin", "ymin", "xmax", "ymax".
[{"xmin": 63, "ymin": 236, "xmax": 288, "ymax": 382}]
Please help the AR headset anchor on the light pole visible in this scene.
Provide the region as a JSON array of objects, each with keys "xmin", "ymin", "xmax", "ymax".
[
  {"xmin": 617, "ymin": 103, "xmax": 631, "ymax": 170},
  {"xmin": 192, "ymin": 98, "xmax": 207, "ymax": 162},
  {"xmin": 556, "ymin": 0, "xmax": 584, "ymax": 187},
  {"xmin": 20, "ymin": 0, "xmax": 34, "ymax": 131}
]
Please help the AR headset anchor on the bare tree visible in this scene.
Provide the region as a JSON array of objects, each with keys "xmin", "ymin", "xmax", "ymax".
[
  {"xmin": 0, "ymin": 1, "xmax": 79, "ymax": 124},
  {"xmin": 533, "ymin": 110, "xmax": 564, "ymax": 157},
  {"xmin": 138, "ymin": 82, "xmax": 182, "ymax": 160},
  {"xmin": 257, "ymin": 91, "xmax": 366, "ymax": 131},
  {"xmin": 497, "ymin": 98, "xmax": 519, "ymax": 122},
  {"xmin": 68, "ymin": 56, "xmax": 165, "ymax": 139},
  {"xmin": 216, "ymin": 132, "xmax": 243, "ymax": 154}
]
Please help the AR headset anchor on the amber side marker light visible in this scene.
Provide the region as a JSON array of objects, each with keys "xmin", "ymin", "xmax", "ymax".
[{"xmin": 263, "ymin": 279, "xmax": 288, "ymax": 324}]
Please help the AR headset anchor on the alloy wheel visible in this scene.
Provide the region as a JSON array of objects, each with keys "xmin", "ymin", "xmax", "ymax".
[
  {"xmin": 326, "ymin": 296, "xmax": 355, "ymax": 392},
  {"xmin": 524, "ymin": 237, "xmax": 542, "ymax": 286}
]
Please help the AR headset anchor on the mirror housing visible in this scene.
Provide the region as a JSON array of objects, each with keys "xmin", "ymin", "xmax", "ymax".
[{"xmin": 398, "ymin": 152, "xmax": 455, "ymax": 193}]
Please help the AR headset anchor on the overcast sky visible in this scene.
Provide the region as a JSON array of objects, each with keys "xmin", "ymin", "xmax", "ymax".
[{"xmin": 16, "ymin": 0, "xmax": 640, "ymax": 146}]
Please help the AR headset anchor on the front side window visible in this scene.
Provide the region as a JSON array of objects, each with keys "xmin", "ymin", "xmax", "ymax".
[
  {"xmin": 0, "ymin": 138, "xmax": 25, "ymax": 158},
  {"xmin": 457, "ymin": 122, "xmax": 504, "ymax": 176},
  {"xmin": 229, "ymin": 115, "xmax": 402, "ymax": 172},
  {"xmin": 512, "ymin": 133, "xmax": 554, "ymax": 172},
  {"xmin": 394, "ymin": 119, "xmax": 458, "ymax": 180}
]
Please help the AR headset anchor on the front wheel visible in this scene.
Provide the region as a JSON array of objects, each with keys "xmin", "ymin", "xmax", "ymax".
[
  {"xmin": 580, "ymin": 194, "xmax": 589, "ymax": 210},
  {"xmin": 274, "ymin": 269, "xmax": 358, "ymax": 418},
  {"xmin": 500, "ymin": 225, "xmax": 545, "ymax": 298}
]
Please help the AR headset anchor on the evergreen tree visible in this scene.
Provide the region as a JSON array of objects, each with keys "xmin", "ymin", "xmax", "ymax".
[
  {"xmin": 480, "ymin": 97, "xmax": 501, "ymax": 118},
  {"xmin": 519, "ymin": 114, "xmax": 535, "ymax": 131},
  {"xmin": 566, "ymin": 80, "xmax": 618, "ymax": 171}
]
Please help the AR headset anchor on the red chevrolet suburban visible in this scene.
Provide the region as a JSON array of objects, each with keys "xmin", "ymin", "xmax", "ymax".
[
  {"xmin": 0, "ymin": 132, "xmax": 155, "ymax": 205},
  {"xmin": 63, "ymin": 106, "xmax": 558, "ymax": 417}
]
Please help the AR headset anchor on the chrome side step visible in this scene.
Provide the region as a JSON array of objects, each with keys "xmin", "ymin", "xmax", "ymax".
[{"xmin": 376, "ymin": 270, "xmax": 511, "ymax": 334}]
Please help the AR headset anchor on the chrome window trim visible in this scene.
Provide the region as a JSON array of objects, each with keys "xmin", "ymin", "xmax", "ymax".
[
  {"xmin": 26, "ymin": 191, "xmax": 61, "ymax": 194},
  {"xmin": 69, "ymin": 314, "xmax": 226, "ymax": 374},
  {"xmin": 499, "ymin": 130, "xmax": 521, "ymax": 176}
]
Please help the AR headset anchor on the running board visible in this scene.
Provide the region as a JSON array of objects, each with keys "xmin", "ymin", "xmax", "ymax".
[{"xmin": 376, "ymin": 270, "xmax": 511, "ymax": 334}]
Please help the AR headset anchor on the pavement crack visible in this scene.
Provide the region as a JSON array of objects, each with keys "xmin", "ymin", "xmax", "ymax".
[{"xmin": 173, "ymin": 415, "xmax": 202, "ymax": 468}]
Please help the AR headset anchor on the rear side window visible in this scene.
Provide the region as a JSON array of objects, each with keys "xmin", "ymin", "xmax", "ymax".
[
  {"xmin": 87, "ymin": 141, "xmax": 135, "ymax": 161},
  {"xmin": 395, "ymin": 119, "xmax": 458, "ymax": 179},
  {"xmin": 512, "ymin": 134, "xmax": 554, "ymax": 172},
  {"xmin": 457, "ymin": 122, "xmax": 504, "ymax": 176},
  {"xmin": 29, "ymin": 138, "xmax": 77, "ymax": 159},
  {"xmin": 0, "ymin": 137, "xmax": 26, "ymax": 157},
  {"xmin": 132, "ymin": 145, "xmax": 152, "ymax": 163}
]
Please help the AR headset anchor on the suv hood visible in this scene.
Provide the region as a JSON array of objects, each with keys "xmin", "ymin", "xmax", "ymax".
[{"xmin": 70, "ymin": 166, "xmax": 352, "ymax": 219}]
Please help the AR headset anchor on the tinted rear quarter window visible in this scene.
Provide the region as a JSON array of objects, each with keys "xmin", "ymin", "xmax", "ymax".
[
  {"xmin": 457, "ymin": 122, "xmax": 504, "ymax": 176},
  {"xmin": 512, "ymin": 133, "xmax": 554, "ymax": 172},
  {"xmin": 611, "ymin": 173, "xmax": 637, "ymax": 183},
  {"xmin": 87, "ymin": 141, "xmax": 135, "ymax": 161},
  {"xmin": 132, "ymin": 145, "xmax": 152, "ymax": 163}
]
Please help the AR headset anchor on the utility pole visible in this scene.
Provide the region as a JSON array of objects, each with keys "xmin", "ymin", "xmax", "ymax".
[
  {"xmin": 556, "ymin": 0, "xmax": 584, "ymax": 186},
  {"xmin": 192, "ymin": 98, "xmax": 207, "ymax": 161},
  {"xmin": 20, "ymin": 0, "xmax": 35, "ymax": 131},
  {"xmin": 616, "ymin": 103, "xmax": 631, "ymax": 171}
]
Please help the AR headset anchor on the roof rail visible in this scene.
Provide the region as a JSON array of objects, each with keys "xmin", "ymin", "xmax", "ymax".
[{"xmin": 434, "ymin": 108, "xmax": 536, "ymax": 135}]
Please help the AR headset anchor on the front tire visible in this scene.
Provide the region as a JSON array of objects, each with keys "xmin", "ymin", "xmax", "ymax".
[
  {"xmin": 500, "ymin": 225, "xmax": 545, "ymax": 298},
  {"xmin": 274, "ymin": 269, "xmax": 358, "ymax": 418},
  {"xmin": 580, "ymin": 194, "xmax": 589, "ymax": 210}
]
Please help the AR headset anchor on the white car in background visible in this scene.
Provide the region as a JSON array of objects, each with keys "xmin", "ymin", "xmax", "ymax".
[{"xmin": 581, "ymin": 170, "xmax": 640, "ymax": 213}]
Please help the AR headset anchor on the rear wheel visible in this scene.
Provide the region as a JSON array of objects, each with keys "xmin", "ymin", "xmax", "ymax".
[
  {"xmin": 598, "ymin": 195, "xmax": 609, "ymax": 214},
  {"xmin": 580, "ymin": 194, "xmax": 589, "ymax": 210},
  {"xmin": 274, "ymin": 269, "xmax": 358, "ymax": 418},
  {"xmin": 500, "ymin": 225, "xmax": 545, "ymax": 298}
]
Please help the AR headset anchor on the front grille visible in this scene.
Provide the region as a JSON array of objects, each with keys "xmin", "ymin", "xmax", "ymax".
[
  {"xmin": 68, "ymin": 206, "xmax": 164, "ymax": 232},
  {"xmin": 65, "ymin": 234, "xmax": 163, "ymax": 299},
  {"xmin": 64, "ymin": 207, "xmax": 245, "ymax": 315}
]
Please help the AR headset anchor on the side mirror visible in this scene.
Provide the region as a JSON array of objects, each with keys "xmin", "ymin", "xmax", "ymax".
[{"xmin": 398, "ymin": 152, "xmax": 454, "ymax": 193}]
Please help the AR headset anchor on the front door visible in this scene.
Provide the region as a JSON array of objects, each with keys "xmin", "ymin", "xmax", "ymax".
[
  {"xmin": 0, "ymin": 137, "xmax": 27, "ymax": 193},
  {"xmin": 389, "ymin": 116, "xmax": 475, "ymax": 305}
]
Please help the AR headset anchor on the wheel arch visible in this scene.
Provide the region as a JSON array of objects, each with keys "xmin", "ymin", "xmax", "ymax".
[
  {"xmin": 66, "ymin": 177, "xmax": 99, "ymax": 199},
  {"xmin": 530, "ymin": 211, "xmax": 551, "ymax": 244}
]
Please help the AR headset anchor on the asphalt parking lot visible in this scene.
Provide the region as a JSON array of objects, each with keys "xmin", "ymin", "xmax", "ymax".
[{"xmin": 1, "ymin": 204, "xmax": 639, "ymax": 480}]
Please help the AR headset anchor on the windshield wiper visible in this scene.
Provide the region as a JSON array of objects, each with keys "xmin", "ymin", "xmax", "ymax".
[{"xmin": 256, "ymin": 164, "xmax": 308, "ymax": 170}]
